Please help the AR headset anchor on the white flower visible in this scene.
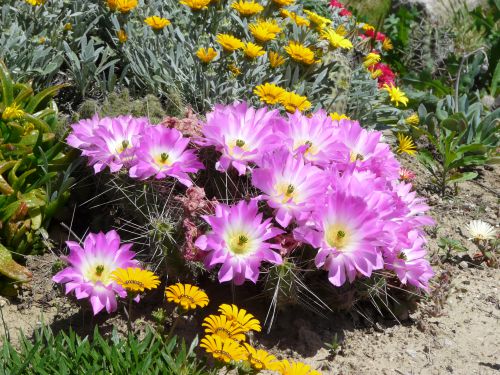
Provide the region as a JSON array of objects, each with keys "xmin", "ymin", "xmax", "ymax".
[{"xmin": 466, "ymin": 220, "xmax": 497, "ymax": 241}]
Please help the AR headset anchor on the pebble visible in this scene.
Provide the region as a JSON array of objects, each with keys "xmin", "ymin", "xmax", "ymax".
[
  {"xmin": 406, "ymin": 349, "xmax": 418, "ymax": 359},
  {"xmin": 0, "ymin": 298, "xmax": 8, "ymax": 307},
  {"xmin": 458, "ymin": 261, "xmax": 468, "ymax": 269}
]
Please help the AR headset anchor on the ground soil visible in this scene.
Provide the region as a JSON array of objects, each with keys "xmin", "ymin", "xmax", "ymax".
[{"xmin": 0, "ymin": 160, "xmax": 498, "ymax": 374}]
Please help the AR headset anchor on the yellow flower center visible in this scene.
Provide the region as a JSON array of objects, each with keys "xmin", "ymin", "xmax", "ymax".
[
  {"xmin": 179, "ymin": 294, "xmax": 195, "ymax": 304},
  {"xmin": 275, "ymin": 182, "xmax": 297, "ymax": 203},
  {"xmin": 325, "ymin": 224, "xmax": 350, "ymax": 249},
  {"xmin": 115, "ymin": 140, "xmax": 130, "ymax": 154},
  {"xmin": 349, "ymin": 150, "xmax": 364, "ymax": 162},
  {"xmin": 214, "ymin": 327, "xmax": 232, "ymax": 339},
  {"xmin": 228, "ymin": 234, "xmax": 252, "ymax": 254},
  {"xmin": 86, "ymin": 264, "xmax": 112, "ymax": 285},
  {"xmin": 214, "ymin": 350, "xmax": 233, "ymax": 361},
  {"xmin": 154, "ymin": 152, "xmax": 172, "ymax": 167}
]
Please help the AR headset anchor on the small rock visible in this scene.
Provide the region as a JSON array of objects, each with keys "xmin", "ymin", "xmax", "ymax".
[
  {"xmin": 458, "ymin": 261, "xmax": 468, "ymax": 269},
  {"xmin": 406, "ymin": 349, "xmax": 417, "ymax": 359},
  {"xmin": 0, "ymin": 297, "xmax": 8, "ymax": 307}
]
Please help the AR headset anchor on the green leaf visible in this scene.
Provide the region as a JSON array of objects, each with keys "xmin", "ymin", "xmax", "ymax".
[{"xmin": 447, "ymin": 171, "xmax": 478, "ymax": 184}]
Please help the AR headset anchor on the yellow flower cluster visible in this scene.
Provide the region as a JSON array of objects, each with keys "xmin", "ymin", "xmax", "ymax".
[
  {"xmin": 280, "ymin": 9, "xmax": 310, "ymax": 27},
  {"xmin": 107, "ymin": 0, "xmax": 138, "ymax": 13},
  {"xmin": 144, "ymin": 16, "xmax": 171, "ymax": 31},
  {"xmin": 25, "ymin": 0, "xmax": 45, "ymax": 6},
  {"xmin": 249, "ymin": 19, "xmax": 282, "ymax": 43},
  {"xmin": 254, "ymin": 83, "xmax": 311, "ymax": 113},
  {"xmin": 111, "ymin": 267, "xmax": 160, "ymax": 293},
  {"xmin": 196, "ymin": 47, "xmax": 218, "ymax": 63},
  {"xmin": 383, "ymin": 84, "xmax": 409, "ymax": 107},
  {"xmin": 199, "ymin": 303, "xmax": 321, "ymax": 373},
  {"xmin": 231, "ymin": 0, "xmax": 263, "ymax": 16},
  {"xmin": 180, "ymin": 0, "xmax": 212, "ymax": 11},
  {"xmin": 321, "ymin": 28, "xmax": 353, "ymax": 50},
  {"xmin": 165, "ymin": 283, "xmax": 209, "ymax": 310},
  {"xmin": 284, "ymin": 41, "xmax": 317, "ymax": 65},
  {"xmin": 216, "ymin": 34, "xmax": 245, "ymax": 52}
]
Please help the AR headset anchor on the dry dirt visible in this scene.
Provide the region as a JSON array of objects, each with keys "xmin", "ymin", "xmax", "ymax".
[{"xmin": 0, "ymin": 162, "xmax": 498, "ymax": 374}]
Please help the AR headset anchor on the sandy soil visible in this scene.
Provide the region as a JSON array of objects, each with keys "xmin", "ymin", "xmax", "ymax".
[{"xmin": 0, "ymin": 162, "xmax": 498, "ymax": 375}]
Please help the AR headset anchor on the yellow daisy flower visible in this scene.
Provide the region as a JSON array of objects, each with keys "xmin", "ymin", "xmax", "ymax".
[
  {"xmin": 272, "ymin": 0, "xmax": 294, "ymax": 6},
  {"xmin": 144, "ymin": 16, "xmax": 171, "ymax": 31},
  {"xmin": 200, "ymin": 335, "xmax": 247, "ymax": 363},
  {"xmin": 2, "ymin": 103, "xmax": 24, "ymax": 121},
  {"xmin": 382, "ymin": 84, "xmax": 409, "ymax": 107},
  {"xmin": 218, "ymin": 304, "xmax": 262, "ymax": 332},
  {"xmin": 63, "ymin": 23, "xmax": 73, "ymax": 31},
  {"xmin": 216, "ymin": 34, "xmax": 245, "ymax": 52},
  {"xmin": 231, "ymin": 0, "xmax": 263, "ymax": 16},
  {"xmin": 279, "ymin": 91, "xmax": 311, "ymax": 113},
  {"xmin": 254, "ymin": 83, "xmax": 286, "ymax": 105},
  {"xmin": 382, "ymin": 37, "xmax": 393, "ymax": 51},
  {"xmin": 363, "ymin": 52, "xmax": 381, "ymax": 68},
  {"xmin": 196, "ymin": 47, "xmax": 217, "ymax": 63},
  {"xmin": 38, "ymin": 37, "xmax": 46, "ymax": 44},
  {"xmin": 268, "ymin": 51, "xmax": 286, "ymax": 68},
  {"xmin": 117, "ymin": 29, "xmax": 128, "ymax": 43},
  {"xmin": 321, "ymin": 28, "xmax": 353, "ymax": 50},
  {"xmin": 179, "ymin": 0, "xmax": 211, "ymax": 11},
  {"xmin": 111, "ymin": 267, "xmax": 160, "ymax": 293},
  {"xmin": 303, "ymin": 9, "xmax": 331, "ymax": 29},
  {"xmin": 202, "ymin": 314, "xmax": 247, "ymax": 341},
  {"xmin": 405, "ymin": 113, "xmax": 420, "ymax": 126},
  {"xmin": 280, "ymin": 9, "xmax": 310, "ymax": 27},
  {"xmin": 242, "ymin": 42, "xmax": 265, "ymax": 59},
  {"xmin": 165, "ymin": 283, "xmax": 209, "ymax": 310},
  {"xmin": 25, "ymin": 0, "xmax": 45, "ymax": 5},
  {"xmin": 115, "ymin": 0, "xmax": 138, "ymax": 13},
  {"xmin": 284, "ymin": 41, "xmax": 316, "ymax": 65},
  {"xmin": 243, "ymin": 343, "xmax": 278, "ymax": 370},
  {"xmin": 329, "ymin": 112, "xmax": 350, "ymax": 121},
  {"xmin": 249, "ymin": 20, "xmax": 282, "ymax": 43},
  {"xmin": 396, "ymin": 133, "xmax": 417, "ymax": 156},
  {"xmin": 271, "ymin": 360, "xmax": 322, "ymax": 374}
]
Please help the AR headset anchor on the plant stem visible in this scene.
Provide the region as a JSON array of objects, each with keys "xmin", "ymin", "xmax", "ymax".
[
  {"xmin": 167, "ymin": 307, "xmax": 181, "ymax": 340},
  {"xmin": 127, "ymin": 295, "xmax": 133, "ymax": 335}
]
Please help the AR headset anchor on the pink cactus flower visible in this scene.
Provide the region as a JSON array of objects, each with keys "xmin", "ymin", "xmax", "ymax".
[
  {"xmin": 198, "ymin": 102, "xmax": 286, "ymax": 175},
  {"xmin": 128, "ymin": 126, "xmax": 203, "ymax": 186},
  {"xmin": 333, "ymin": 119, "xmax": 400, "ymax": 180},
  {"xmin": 280, "ymin": 110, "xmax": 345, "ymax": 167},
  {"xmin": 252, "ymin": 148, "xmax": 328, "ymax": 227},
  {"xmin": 52, "ymin": 230, "xmax": 139, "ymax": 315},
  {"xmin": 295, "ymin": 191, "xmax": 384, "ymax": 287},
  {"xmin": 195, "ymin": 199, "xmax": 284, "ymax": 285}
]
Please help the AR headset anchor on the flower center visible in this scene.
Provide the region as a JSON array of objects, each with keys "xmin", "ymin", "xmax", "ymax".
[
  {"xmin": 86, "ymin": 263, "xmax": 112, "ymax": 285},
  {"xmin": 124, "ymin": 280, "xmax": 145, "ymax": 289},
  {"xmin": 179, "ymin": 294, "xmax": 195, "ymax": 304},
  {"xmin": 214, "ymin": 327, "xmax": 232, "ymax": 339},
  {"xmin": 235, "ymin": 139, "xmax": 245, "ymax": 147},
  {"xmin": 349, "ymin": 150, "xmax": 364, "ymax": 162},
  {"xmin": 214, "ymin": 349, "xmax": 233, "ymax": 361},
  {"xmin": 397, "ymin": 252, "xmax": 407, "ymax": 261},
  {"xmin": 154, "ymin": 152, "xmax": 173, "ymax": 167},
  {"xmin": 275, "ymin": 182, "xmax": 298, "ymax": 203},
  {"xmin": 116, "ymin": 139, "xmax": 130, "ymax": 154},
  {"xmin": 325, "ymin": 224, "xmax": 350, "ymax": 250},
  {"xmin": 228, "ymin": 233, "xmax": 252, "ymax": 255}
]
